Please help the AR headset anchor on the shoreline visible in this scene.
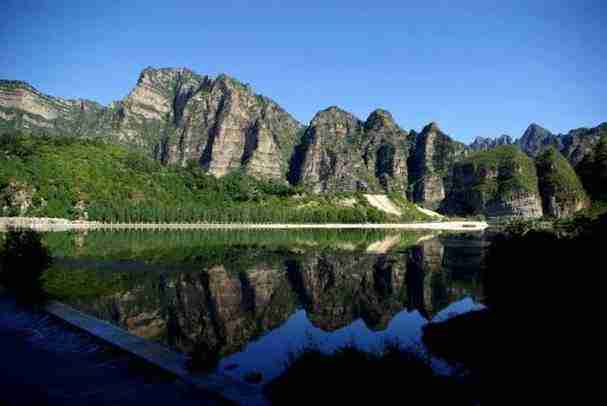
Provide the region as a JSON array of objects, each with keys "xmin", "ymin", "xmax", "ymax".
[{"xmin": 0, "ymin": 217, "xmax": 488, "ymax": 232}]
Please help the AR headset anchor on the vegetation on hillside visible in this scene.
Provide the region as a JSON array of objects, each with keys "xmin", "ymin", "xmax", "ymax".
[
  {"xmin": 576, "ymin": 135, "xmax": 607, "ymax": 203},
  {"xmin": 0, "ymin": 132, "xmax": 427, "ymax": 223},
  {"xmin": 461, "ymin": 145, "xmax": 539, "ymax": 198},
  {"xmin": 535, "ymin": 147, "xmax": 588, "ymax": 215}
]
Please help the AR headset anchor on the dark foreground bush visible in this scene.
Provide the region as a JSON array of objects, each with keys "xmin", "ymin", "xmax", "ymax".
[
  {"xmin": 0, "ymin": 229, "xmax": 52, "ymax": 304},
  {"xmin": 265, "ymin": 343, "xmax": 476, "ymax": 405},
  {"xmin": 423, "ymin": 212, "xmax": 607, "ymax": 404}
]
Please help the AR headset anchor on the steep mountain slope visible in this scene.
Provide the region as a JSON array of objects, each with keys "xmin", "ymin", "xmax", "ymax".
[
  {"xmin": 407, "ymin": 122, "xmax": 468, "ymax": 209},
  {"xmin": 291, "ymin": 107, "xmax": 410, "ymax": 193},
  {"xmin": 516, "ymin": 123, "xmax": 561, "ymax": 157},
  {"xmin": 535, "ymin": 147, "xmax": 588, "ymax": 217},
  {"xmin": 1, "ymin": 68, "xmax": 603, "ymax": 219},
  {"xmin": 469, "ymin": 134, "xmax": 513, "ymax": 151},
  {"xmin": 440, "ymin": 146, "xmax": 543, "ymax": 218},
  {"xmin": 576, "ymin": 135, "xmax": 607, "ymax": 202},
  {"xmin": 560, "ymin": 123, "xmax": 607, "ymax": 166},
  {"xmin": 473, "ymin": 122, "xmax": 606, "ymax": 166},
  {"xmin": 1, "ymin": 68, "xmax": 303, "ymax": 180}
]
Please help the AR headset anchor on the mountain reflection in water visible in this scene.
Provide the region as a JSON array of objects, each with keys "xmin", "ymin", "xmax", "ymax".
[{"xmin": 45, "ymin": 230, "xmax": 487, "ymax": 383}]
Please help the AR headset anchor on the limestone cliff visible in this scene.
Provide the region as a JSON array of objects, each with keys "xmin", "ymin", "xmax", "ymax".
[
  {"xmin": 292, "ymin": 107, "xmax": 410, "ymax": 193},
  {"xmin": 408, "ymin": 122, "xmax": 468, "ymax": 209},
  {"xmin": 469, "ymin": 134, "xmax": 513, "ymax": 151},
  {"xmin": 516, "ymin": 123, "xmax": 561, "ymax": 157},
  {"xmin": 441, "ymin": 145, "xmax": 543, "ymax": 218},
  {"xmin": 0, "ymin": 68, "xmax": 303, "ymax": 180}
]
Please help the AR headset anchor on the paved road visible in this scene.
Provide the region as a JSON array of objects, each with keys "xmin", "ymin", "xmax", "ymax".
[{"xmin": 0, "ymin": 295, "xmax": 227, "ymax": 406}]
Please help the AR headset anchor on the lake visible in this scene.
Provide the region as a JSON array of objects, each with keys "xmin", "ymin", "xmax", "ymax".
[{"xmin": 40, "ymin": 229, "xmax": 488, "ymax": 384}]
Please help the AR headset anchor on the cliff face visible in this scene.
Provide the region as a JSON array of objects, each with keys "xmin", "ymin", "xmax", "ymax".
[
  {"xmin": 576, "ymin": 135, "xmax": 607, "ymax": 201},
  {"xmin": 469, "ymin": 134, "xmax": 513, "ymax": 151},
  {"xmin": 516, "ymin": 123, "xmax": 561, "ymax": 157},
  {"xmin": 292, "ymin": 107, "xmax": 410, "ymax": 193},
  {"xmin": 0, "ymin": 68, "xmax": 302, "ymax": 181},
  {"xmin": 115, "ymin": 68, "xmax": 303, "ymax": 179},
  {"xmin": 0, "ymin": 80, "xmax": 116, "ymax": 137},
  {"xmin": 535, "ymin": 147, "xmax": 588, "ymax": 217},
  {"xmin": 560, "ymin": 123, "xmax": 607, "ymax": 166},
  {"xmin": 408, "ymin": 123, "xmax": 468, "ymax": 209},
  {"xmin": 2, "ymin": 70, "xmax": 603, "ymax": 213},
  {"xmin": 483, "ymin": 122, "xmax": 607, "ymax": 166},
  {"xmin": 441, "ymin": 146, "xmax": 543, "ymax": 218}
]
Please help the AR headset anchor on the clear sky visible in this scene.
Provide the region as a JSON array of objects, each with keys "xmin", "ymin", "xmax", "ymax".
[{"xmin": 1, "ymin": 0, "xmax": 605, "ymax": 142}]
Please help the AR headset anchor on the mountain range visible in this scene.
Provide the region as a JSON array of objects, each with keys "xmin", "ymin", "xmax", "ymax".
[{"xmin": 1, "ymin": 67, "xmax": 605, "ymax": 218}]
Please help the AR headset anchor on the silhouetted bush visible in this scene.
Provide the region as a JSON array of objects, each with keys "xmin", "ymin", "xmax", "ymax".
[
  {"xmin": 423, "ymin": 212, "xmax": 607, "ymax": 404},
  {"xmin": 0, "ymin": 229, "xmax": 52, "ymax": 304},
  {"xmin": 265, "ymin": 342, "xmax": 475, "ymax": 404}
]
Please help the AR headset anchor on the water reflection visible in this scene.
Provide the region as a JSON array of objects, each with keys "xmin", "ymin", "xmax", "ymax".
[{"xmin": 48, "ymin": 231, "xmax": 487, "ymax": 383}]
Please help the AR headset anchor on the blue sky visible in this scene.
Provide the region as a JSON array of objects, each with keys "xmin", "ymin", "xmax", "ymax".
[{"xmin": 1, "ymin": 0, "xmax": 605, "ymax": 142}]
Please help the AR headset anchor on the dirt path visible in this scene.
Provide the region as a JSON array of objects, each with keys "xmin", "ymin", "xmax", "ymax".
[
  {"xmin": 363, "ymin": 194, "xmax": 402, "ymax": 216},
  {"xmin": 414, "ymin": 205, "xmax": 445, "ymax": 218}
]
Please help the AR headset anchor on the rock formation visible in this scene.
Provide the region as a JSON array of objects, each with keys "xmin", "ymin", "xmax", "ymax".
[
  {"xmin": 2, "ymin": 68, "xmax": 604, "ymax": 218},
  {"xmin": 560, "ymin": 123, "xmax": 607, "ymax": 166},
  {"xmin": 407, "ymin": 122, "xmax": 468, "ymax": 209},
  {"xmin": 0, "ymin": 68, "xmax": 303, "ymax": 180},
  {"xmin": 441, "ymin": 146, "xmax": 543, "ymax": 218},
  {"xmin": 516, "ymin": 123, "xmax": 561, "ymax": 157},
  {"xmin": 469, "ymin": 134, "xmax": 513, "ymax": 151},
  {"xmin": 575, "ymin": 134, "xmax": 607, "ymax": 201},
  {"xmin": 535, "ymin": 147, "xmax": 588, "ymax": 217},
  {"xmin": 291, "ymin": 107, "xmax": 410, "ymax": 193}
]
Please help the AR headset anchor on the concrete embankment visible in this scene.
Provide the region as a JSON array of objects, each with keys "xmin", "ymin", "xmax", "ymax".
[{"xmin": 1, "ymin": 217, "xmax": 489, "ymax": 232}]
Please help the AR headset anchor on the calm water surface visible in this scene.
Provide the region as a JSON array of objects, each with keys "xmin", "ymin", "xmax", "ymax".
[{"xmin": 42, "ymin": 230, "xmax": 488, "ymax": 383}]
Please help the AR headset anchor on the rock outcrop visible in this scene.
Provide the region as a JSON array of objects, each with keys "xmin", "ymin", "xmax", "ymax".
[
  {"xmin": 573, "ymin": 134, "xmax": 607, "ymax": 202},
  {"xmin": 441, "ymin": 146, "xmax": 543, "ymax": 218},
  {"xmin": 1, "ymin": 68, "xmax": 303, "ymax": 181},
  {"xmin": 517, "ymin": 122, "xmax": 607, "ymax": 166},
  {"xmin": 469, "ymin": 134, "xmax": 513, "ymax": 151},
  {"xmin": 407, "ymin": 122, "xmax": 468, "ymax": 209},
  {"xmin": 535, "ymin": 147, "xmax": 588, "ymax": 217},
  {"xmin": 2, "ymin": 69, "xmax": 604, "ymax": 214},
  {"xmin": 292, "ymin": 107, "xmax": 410, "ymax": 193},
  {"xmin": 516, "ymin": 123, "xmax": 561, "ymax": 157},
  {"xmin": 466, "ymin": 123, "xmax": 606, "ymax": 167},
  {"xmin": 560, "ymin": 123, "xmax": 607, "ymax": 166}
]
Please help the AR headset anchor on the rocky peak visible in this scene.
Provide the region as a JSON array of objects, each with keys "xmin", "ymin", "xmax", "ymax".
[
  {"xmin": 292, "ymin": 106, "xmax": 411, "ymax": 193},
  {"xmin": 364, "ymin": 109, "xmax": 399, "ymax": 131},
  {"xmin": 422, "ymin": 121, "xmax": 441, "ymax": 134},
  {"xmin": 522, "ymin": 123, "xmax": 552, "ymax": 139},
  {"xmin": 517, "ymin": 123, "xmax": 561, "ymax": 157},
  {"xmin": 308, "ymin": 106, "xmax": 363, "ymax": 138},
  {"xmin": 469, "ymin": 134, "xmax": 513, "ymax": 151},
  {"xmin": 408, "ymin": 122, "xmax": 467, "ymax": 209}
]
